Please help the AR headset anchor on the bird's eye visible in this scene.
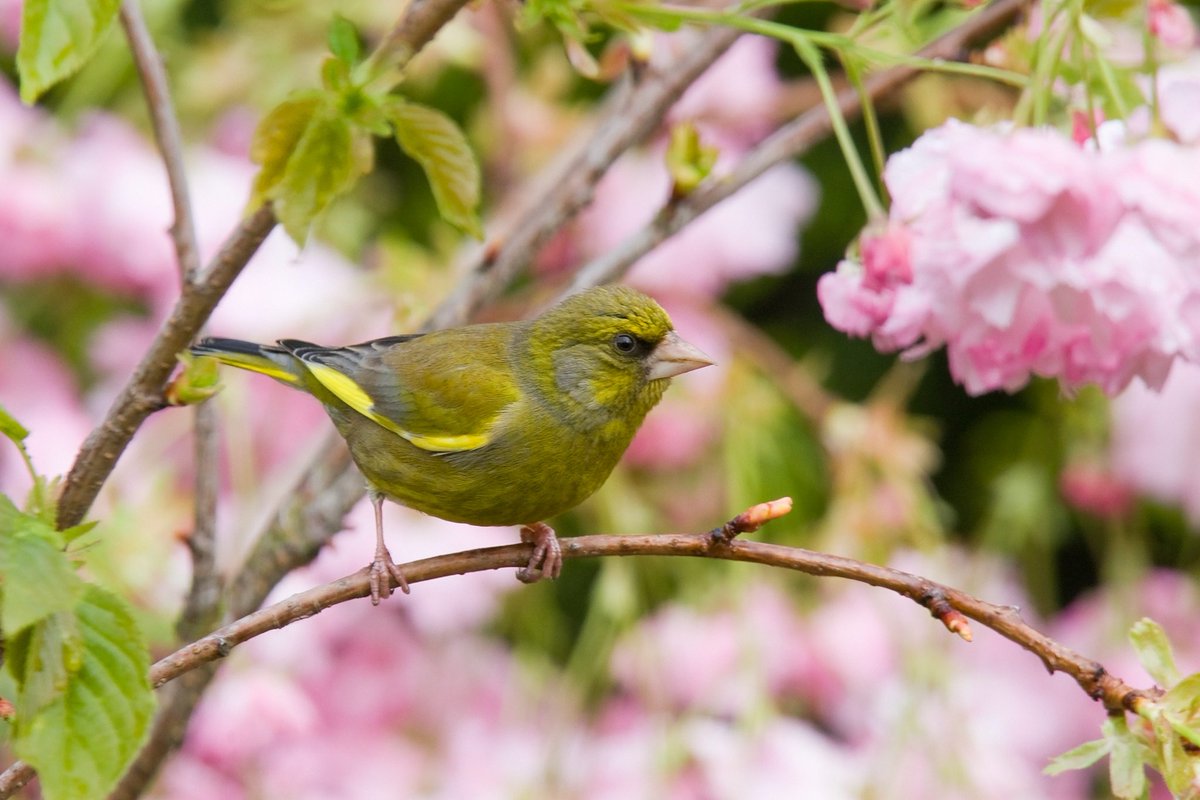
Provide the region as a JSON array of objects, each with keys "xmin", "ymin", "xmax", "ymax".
[{"xmin": 612, "ymin": 333, "xmax": 639, "ymax": 355}]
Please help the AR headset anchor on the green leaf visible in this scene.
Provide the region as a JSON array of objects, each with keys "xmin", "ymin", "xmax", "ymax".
[
  {"xmin": 321, "ymin": 55, "xmax": 351, "ymax": 93},
  {"xmin": 0, "ymin": 527, "xmax": 81, "ymax": 634},
  {"xmin": 1105, "ymin": 716, "xmax": 1148, "ymax": 799},
  {"xmin": 249, "ymin": 93, "xmax": 323, "ymax": 210},
  {"xmin": 0, "ymin": 405, "xmax": 29, "ymax": 443},
  {"xmin": 328, "ymin": 15, "xmax": 360, "ymax": 65},
  {"xmin": 1044, "ymin": 737, "xmax": 1110, "ymax": 775},
  {"xmin": 6, "ymin": 611, "xmax": 80, "ymax": 718},
  {"xmin": 274, "ymin": 108, "xmax": 364, "ymax": 244},
  {"xmin": 249, "ymin": 94, "xmax": 370, "ymax": 245},
  {"xmin": 17, "ymin": 0, "xmax": 121, "ymax": 103},
  {"xmin": 1129, "ymin": 618, "xmax": 1179, "ymax": 688},
  {"xmin": 388, "ymin": 99, "xmax": 483, "ymax": 239},
  {"xmin": 13, "ymin": 585, "xmax": 155, "ymax": 800},
  {"xmin": 1165, "ymin": 673, "xmax": 1200, "ymax": 718}
]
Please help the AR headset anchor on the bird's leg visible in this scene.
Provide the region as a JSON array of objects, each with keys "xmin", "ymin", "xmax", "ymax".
[
  {"xmin": 515, "ymin": 522, "xmax": 563, "ymax": 584},
  {"xmin": 368, "ymin": 489, "xmax": 410, "ymax": 604}
]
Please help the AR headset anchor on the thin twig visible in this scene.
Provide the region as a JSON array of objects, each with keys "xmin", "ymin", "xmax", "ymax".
[
  {"xmin": 568, "ymin": 0, "xmax": 1025, "ymax": 291},
  {"xmin": 150, "ymin": 510, "xmax": 1148, "ymax": 712},
  {"xmin": 119, "ymin": 0, "xmax": 201, "ymax": 282},
  {"xmin": 0, "ymin": 506, "xmax": 1148, "ymax": 794}
]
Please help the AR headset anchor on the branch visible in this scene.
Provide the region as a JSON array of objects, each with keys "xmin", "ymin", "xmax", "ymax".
[
  {"xmin": 0, "ymin": 498, "xmax": 1147, "ymax": 796},
  {"xmin": 119, "ymin": 0, "xmax": 201, "ymax": 281},
  {"xmin": 149, "ymin": 499, "xmax": 1146, "ymax": 711},
  {"xmin": 568, "ymin": 0, "xmax": 1025, "ymax": 291}
]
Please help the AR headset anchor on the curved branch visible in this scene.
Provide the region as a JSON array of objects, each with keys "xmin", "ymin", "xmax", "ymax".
[
  {"xmin": 0, "ymin": 498, "xmax": 1147, "ymax": 797},
  {"xmin": 148, "ymin": 521, "xmax": 1149, "ymax": 714}
]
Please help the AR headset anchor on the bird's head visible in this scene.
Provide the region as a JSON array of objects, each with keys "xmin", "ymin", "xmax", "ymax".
[{"xmin": 523, "ymin": 285, "xmax": 714, "ymax": 429}]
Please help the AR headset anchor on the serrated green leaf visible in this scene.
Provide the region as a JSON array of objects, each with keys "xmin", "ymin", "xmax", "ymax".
[
  {"xmin": 328, "ymin": 15, "xmax": 360, "ymax": 64},
  {"xmin": 274, "ymin": 108, "xmax": 363, "ymax": 244},
  {"xmin": 17, "ymin": 0, "xmax": 121, "ymax": 103},
  {"xmin": 1130, "ymin": 618, "xmax": 1179, "ymax": 688},
  {"xmin": 0, "ymin": 405, "xmax": 29, "ymax": 443},
  {"xmin": 14, "ymin": 585, "xmax": 155, "ymax": 800},
  {"xmin": 388, "ymin": 99, "xmax": 483, "ymax": 239},
  {"xmin": 249, "ymin": 93, "xmax": 323, "ymax": 210},
  {"xmin": 1165, "ymin": 673, "xmax": 1200, "ymax": 718},
  {"xmin": 1105, "ymin": 716, "xmax": 1148, "ymax": 799},
  {"xmin": 0, "ymin": 528, "xmax": 81, "ymax": 634},
  {"xmin": 6, "ymin": 611, "xmax": 80, "ymax": 718},
  {"xmin": 1044, "ymin": 737, "xmax": 1110, "ymax": 774}
]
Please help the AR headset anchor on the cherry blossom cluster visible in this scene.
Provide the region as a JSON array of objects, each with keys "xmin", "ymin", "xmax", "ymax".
[{"xmin": 819, "ymin": 116, "xmax": 1200, "ymax": 396}]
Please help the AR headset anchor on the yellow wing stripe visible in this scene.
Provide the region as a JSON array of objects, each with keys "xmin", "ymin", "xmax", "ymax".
[
  {"xmin": 200, "ymin": 354, "xmax": 300, "ymax": 384},
  {"xmin": 303, "ymin": 363, "xmax": 490, "ymax": 453}
]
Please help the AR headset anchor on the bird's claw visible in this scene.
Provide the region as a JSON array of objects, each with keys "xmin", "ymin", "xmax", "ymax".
[
  {"xmin": 516, "ymin": 522, "xmax": 562, "ymax": 584},
  {"xmin": 369, "ymin": 544, "xmax": 410, "ymax": 605}
]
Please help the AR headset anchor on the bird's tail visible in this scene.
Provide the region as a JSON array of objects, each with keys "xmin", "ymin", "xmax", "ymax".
[{"xmin": 190, "ymin": 337, "xmax": 304, "ymax": 386}]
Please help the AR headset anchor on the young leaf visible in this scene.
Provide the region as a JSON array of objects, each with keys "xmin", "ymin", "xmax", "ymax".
[
  {"xmin": 328, "ymin": 15, "xmax": 361, "ymax": 65},
  {"xmin": 0, "ymin": 527, "xmax": 82, "ymax": 634},
  {"xmin": 13, "ymin": 585, "xmax": 155, "ymax": 800},
  {"xmin": 0, "ymin": 404, "xmax": 30, "ymax": 443},
  {"xmin": 1129, "ymin": 617, "xmax": 1179, "ymax": 688},
  {"xmin": 1044, "ymin": 737, "xmax": 1110, "ymax": 775},
  {"xmin": 387, "ymin": 99, "xmax": 484, "ymax": 239},
  {"xmin": 1164, "ymin": 673, "xmax": 1200, "ymax": 720},
  {"xmin": 274, "ymin": 108, "xmax": 365, "ymax": 244},
  {"xmin": 17, "ymin": 0, "xmax": 121, "ymax": 103},
  {"xmin": 249, "ymin": 93, "xmax": 323, "ymax": 210},
  {"xmin": 1105, "ymin": 716, "xmax": 1148, "ymax": 799}
]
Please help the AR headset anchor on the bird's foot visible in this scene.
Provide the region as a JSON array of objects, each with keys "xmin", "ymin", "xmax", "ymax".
[
  {"xmin": 516, "ymin": 522, "xmax": 562, "ymax": 584},
  {"xmin": 369, "ymin": 542, "xmax": 410, "ymax": 605}
]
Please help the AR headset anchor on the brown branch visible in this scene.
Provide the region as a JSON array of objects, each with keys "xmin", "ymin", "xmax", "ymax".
[
  {"xmin": 119, "ymin": 0, "xmax": 201, "ymax": 282},
  {"xmin": 0, "ymin": 496, "xmax": 1147, "ymax": 796},
  {"xmin": 568, "ymin": 0, "xmax": 1026, "ymax": 291},
  {"xmin": 149, "ymin": 503, "xmax": 1145, "ymax": 710}
]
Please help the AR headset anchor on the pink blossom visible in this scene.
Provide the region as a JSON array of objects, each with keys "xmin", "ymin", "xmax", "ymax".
[
  {"xmin": 818, "ymin": 120, "xmax": 1200, "ymax": 396},
  {"xmin": 0, "ymin": 329, "xmax": 93, "ymax": 500},
  {"xmin": 667, "ymin": 36, "xmax": 786, "ymax": 144},
  {"xmin": 1148, "ymin": 0, "xmax": 1197, "ymax": 51},
  {"xmin": 1111, "ymin": 361, "xmax": 1200, "ymax": 523},
  {"xmin": 1059, "ymin": 460, "xmax": 1135, "ymax": 519},
  {"xmin": 0, "ymin": 0, "xmax": 18, "ymax": 52},
  {"xmin": 578, "ymin": 149, "xmax": 816, "ymax": 301},
  {"xmin": 1159, "ymin": 56, "xmax": 1200, "ymax": 144}
]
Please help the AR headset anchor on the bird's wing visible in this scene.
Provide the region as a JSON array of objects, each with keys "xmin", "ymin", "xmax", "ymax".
[{"xmin": 282, "ymin": 328, "xmax": 520, "ymax": 454}]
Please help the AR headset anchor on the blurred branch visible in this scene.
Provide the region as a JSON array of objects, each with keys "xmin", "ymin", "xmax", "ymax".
[
  {"xmin": 426, "ymin": 22, "xmax": 745, "ymax": 331},
  {"xmin": 569, "ymin": 0, "xmax": 1025, "ymax": 291},
  {"xmin": 119, "ymin": 0, "xmax": 201, "ymax": 282}
]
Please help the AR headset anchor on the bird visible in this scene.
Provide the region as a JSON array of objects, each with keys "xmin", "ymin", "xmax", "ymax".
[{"xmin": 190, "ymin": 285, "xmax": 714, "ymax": 603}]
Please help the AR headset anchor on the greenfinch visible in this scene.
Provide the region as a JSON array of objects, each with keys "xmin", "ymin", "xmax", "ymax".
[{"xmin": 191, "ymin": 285, "xmax": 713, "ymax": 603}]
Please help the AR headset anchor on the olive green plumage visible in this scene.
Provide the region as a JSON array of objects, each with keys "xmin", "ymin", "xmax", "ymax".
[{"xmin": 191, "ymin": 286, "xmax": 711, "ymax": 529}]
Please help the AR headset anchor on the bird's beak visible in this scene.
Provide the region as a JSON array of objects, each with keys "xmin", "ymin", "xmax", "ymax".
[{"xmin": 647, "ymin": 331, "xmax": 715, "ymax": 381}]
